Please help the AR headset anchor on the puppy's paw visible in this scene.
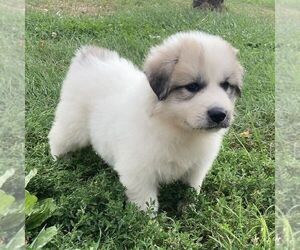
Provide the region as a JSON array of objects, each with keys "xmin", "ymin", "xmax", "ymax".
[
  {"xmin": 51, "ymin": 154, "xmax": 58, "ymax": 162},
  {"xmin": 128, "ymin": 196, "xmax": 159, "ymax": 216},
  {"xmin": 193, "ymin": 185, "xmax": 201, "ymax": 195},
  {"xmin": 48, "ymin": 132, "xmax": 68, "ymax": 160},
  {"xmin": 49, "ymin": 143, "xmax": 62, "ymax": 160}
]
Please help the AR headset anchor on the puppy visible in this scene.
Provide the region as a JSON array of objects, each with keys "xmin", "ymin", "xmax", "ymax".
[{"xmin": 49, "ymin": 31, "xmax": 244, "ymax": 212}]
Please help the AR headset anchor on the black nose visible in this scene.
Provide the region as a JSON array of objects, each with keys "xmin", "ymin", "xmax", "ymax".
[{"xmin": 207, "ymin": 107, "xmax": 227, "ymax": 124}]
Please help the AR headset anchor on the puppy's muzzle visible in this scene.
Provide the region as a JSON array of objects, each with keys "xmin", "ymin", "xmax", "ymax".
[{"xmin": 207, "ymin": 107, "xmax": 229, "ymax": 129}]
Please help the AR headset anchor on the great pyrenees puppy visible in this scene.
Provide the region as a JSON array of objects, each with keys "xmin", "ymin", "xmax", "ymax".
[{"xmin": 49, "ymin": 31, "xmax": 244, "ymax": 212}]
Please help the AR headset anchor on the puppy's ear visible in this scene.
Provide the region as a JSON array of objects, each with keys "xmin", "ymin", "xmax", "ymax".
[
  {"xmin": 231, "ymin": 45, "xmax": 244, "ymax": 95},
  {"xmin": 144, "ymin": 47, "xmax": 178, "ymax": 101},
  {"xmin": 146, "ymin": 68, "xmax": 170, "ymax": 101},
  {"xmin": 235, "ymin": 63, "xmax": 245, "ymax": 97}
]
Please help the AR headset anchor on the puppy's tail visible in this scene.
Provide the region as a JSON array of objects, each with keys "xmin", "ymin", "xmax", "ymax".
[{"xmin": 72, "ymin": 45, "xmax": 120, "ymax": 65}]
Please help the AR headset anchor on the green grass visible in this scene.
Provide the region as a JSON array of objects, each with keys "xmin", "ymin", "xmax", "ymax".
[
  {"xmin": 25, "ymin": 0, "xmax": 275, "ymax": 248},
  {"xmin": 275, "ymin": 2, "xmax": 300, "ymax": 248}
]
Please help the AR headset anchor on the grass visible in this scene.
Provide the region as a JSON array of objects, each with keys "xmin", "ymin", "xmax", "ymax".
[
  {"xmin": 275, "ymin": 2, "xmax": 300, "ymax": 248},
  {"xmin": 25, "ymin": 0, "xmax": 275, "ymax": 248}
]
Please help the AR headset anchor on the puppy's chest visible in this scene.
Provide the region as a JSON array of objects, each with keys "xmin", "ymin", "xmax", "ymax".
[{"xmin": 155, "ymin": 147, "xmax": 201, "ymax": 183}]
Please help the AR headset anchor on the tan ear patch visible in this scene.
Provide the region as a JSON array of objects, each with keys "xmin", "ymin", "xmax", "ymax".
[
  {"xmin": 144, "ymin": 38, "xmax": 204, "ymax": 100},
  {"xmin": 144, "ymin": 44, "xmax": 180, "ymax": 100}
]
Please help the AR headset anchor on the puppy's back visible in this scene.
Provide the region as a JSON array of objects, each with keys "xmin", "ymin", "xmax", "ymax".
[{"xmin": 74, "ymin": 46, "xmax": 120, "ymax": 65}]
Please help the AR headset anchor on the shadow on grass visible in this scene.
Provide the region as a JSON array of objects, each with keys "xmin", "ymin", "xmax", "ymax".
[
  {"xmin": 159, "ymin": 182, "xmax": 197, "ymax": 218},
  {"xmin": 55, "ymin": 146, "xmax": 200, "ymax": 219},
  {"xmin": 60, "ymin": 146, "xmax": 113, "ymax": 180}
]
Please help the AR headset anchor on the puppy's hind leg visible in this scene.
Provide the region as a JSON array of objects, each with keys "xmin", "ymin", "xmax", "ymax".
[{"xmin": 48, "ymin": 101, "xmax": 90, "ymax": 160}]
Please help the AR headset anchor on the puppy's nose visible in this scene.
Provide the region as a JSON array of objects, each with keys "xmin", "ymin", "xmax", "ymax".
[{"xmin": 207, "ymin": 107, "xmax": 227, "ymax": 124}]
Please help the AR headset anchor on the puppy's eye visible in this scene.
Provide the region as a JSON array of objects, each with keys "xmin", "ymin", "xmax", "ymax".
[
  {"xmin": 220, "ymin": 81, "xmax": 241, "ymax": 97},
  {"xmin": 184, "ymin": 82, "xmax": 204, "ymax": 93},
  {"xmin": 221, "ymin": 81, "xmax": 230, "ymax": 91}
]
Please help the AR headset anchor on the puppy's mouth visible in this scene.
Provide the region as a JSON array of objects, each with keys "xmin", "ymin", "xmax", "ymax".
[
  {"xmin": 185, "ymin": 120, "xmax": 230, "ymax": 131},
  {"xmin": 204, "ymin": 124, "xmax": 229, "ymax": 131},
  {"xmin": 205, "ymin": 120, "xmax": 230, "ymax": 130}
]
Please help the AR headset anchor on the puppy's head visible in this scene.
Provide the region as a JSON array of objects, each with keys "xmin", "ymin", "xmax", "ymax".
[{"xmin": 144, "ymin": 31, "xmax": 244, "ymax": 131}]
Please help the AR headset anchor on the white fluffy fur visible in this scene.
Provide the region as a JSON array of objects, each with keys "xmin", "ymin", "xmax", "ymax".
[{"xmin": 49, "ymin": 31, "xmax": 243, "ymax": 212}]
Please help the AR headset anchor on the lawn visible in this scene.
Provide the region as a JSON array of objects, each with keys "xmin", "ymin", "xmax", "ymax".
[{"xmin": 25, "ymin": 0, "xmax": 275, "ymax": 249}]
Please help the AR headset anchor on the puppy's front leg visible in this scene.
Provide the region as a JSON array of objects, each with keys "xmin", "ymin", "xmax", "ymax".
[
  {"xmin": 183, "ymin": 161, "xmax": 215, "ymax": 194},
  {"xmin": 119, "ymin": 171, "xmax": 158, "ymax": 213}
]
